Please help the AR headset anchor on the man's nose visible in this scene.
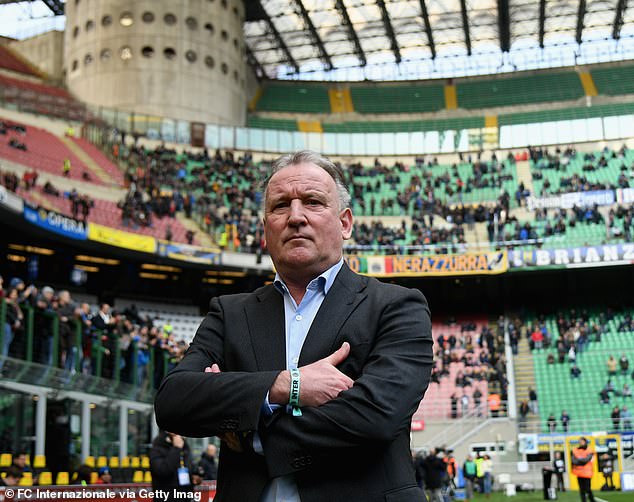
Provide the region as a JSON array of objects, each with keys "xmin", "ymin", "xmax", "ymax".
[{"xmin": 288, "ymin": 199, "xmax": 306, "ymax": 225}]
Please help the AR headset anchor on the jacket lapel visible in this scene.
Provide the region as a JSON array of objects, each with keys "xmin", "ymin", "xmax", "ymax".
[
  {"xmin": 298, "ymin": 265, "xmax": 367, "ymax": 366},
  {"xmin": 245, "ymin": 285, "xmax": 287, "ymax": 371}
]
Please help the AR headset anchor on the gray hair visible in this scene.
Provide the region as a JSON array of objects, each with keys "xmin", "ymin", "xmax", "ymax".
[{"xmin": 261, "ymin": 150, "xmax": 351, "ymax": 211}]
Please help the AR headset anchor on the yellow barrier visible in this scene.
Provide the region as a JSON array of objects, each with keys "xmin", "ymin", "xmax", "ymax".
[{"xmin": 88, "ymin": 223, "xmax": 157, "ymax": 253}]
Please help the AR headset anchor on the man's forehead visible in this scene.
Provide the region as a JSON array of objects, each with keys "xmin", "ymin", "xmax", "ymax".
[{"xmin": 267, "ymin": 163, "xmax": 335, "ymax": 192}]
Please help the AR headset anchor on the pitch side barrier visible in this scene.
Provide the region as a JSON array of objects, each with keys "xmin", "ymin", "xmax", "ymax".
[{"xmin": 0, "ymin": 483, "xmax": 217, "ymax": 502}]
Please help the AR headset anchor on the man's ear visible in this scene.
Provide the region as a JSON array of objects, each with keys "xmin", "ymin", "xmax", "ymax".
[{"xmin": 340, "ymin": 208, "xmax": 353, "ymax": 240}]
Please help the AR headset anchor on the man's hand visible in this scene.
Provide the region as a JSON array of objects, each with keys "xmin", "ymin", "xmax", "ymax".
[
  {"xmin": 269, "ymin": 342, "xmax": 354, "ymax": 407},
  {"xmin": 204, "ymin": 363, "xmax": 243, "ymax": 452},
  {"xmin": 170, "ymin": 433, "xmax": 185, "ymax": 449}
]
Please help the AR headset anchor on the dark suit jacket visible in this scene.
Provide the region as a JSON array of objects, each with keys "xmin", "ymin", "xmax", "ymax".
[{"xmin": 155, "ymin": 265, "xmax": 433, "ymax": 502}]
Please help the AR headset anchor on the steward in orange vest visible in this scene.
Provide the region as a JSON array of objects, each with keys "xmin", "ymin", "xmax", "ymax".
[{"xmin": 571, "ymin": 437, "xmax": 595, "ymax": 502}]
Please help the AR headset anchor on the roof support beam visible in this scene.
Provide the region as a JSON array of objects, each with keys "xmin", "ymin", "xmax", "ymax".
[
  {"xmin": 576, "ymin": 0, "xmax": 587, "ymax": 44},
  {"xmin": 376, "ymin": 0, "xmax": 401, "ymax": 63},
  {"xmin": 245, "ymin": 45, "xmax": 268, "ymax": 80},
  {"xmin": 41, "ymin": 0, "xmax": 64, "ymax": 16},
  {"xmin": 255, "ymin": 1, "xmax": 299, "ymax": 73},
  {"xmin": 497, "ymin": 0, "xmax": 511, "ymax": 53},
  {"xmin": 419, "ymin": 0, "xmax": 436, "ymax": 59},
  {"xmin": 335, "ymin": 0, "xmax": 367, "ymax": 67},
  {"xmin": 538, "ymin": 0, "xmax": 546, "ymax": 48},
  {"xmin": 613, "ymin": 0, "xmax": 628, "ymax": 40},
  {"xmin": 293, "ymin": 0, "xmax": 333, "ymax": 71},
  {"xmin": 459, "ymin": 0, "xmax": 472, "ymax": 55}
]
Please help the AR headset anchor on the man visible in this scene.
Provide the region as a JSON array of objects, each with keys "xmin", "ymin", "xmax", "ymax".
[
  {"xmin": 155, "ymin": 151, "xmax": 433, "ymax": 502},
  {"xmin": 462, "ymin": 454, "xmax": 477, "ymax": 501},
  {"xmin": 198, "ymin": 443, "xmax": 218, "ymax": 480},
  {"xmin": 571, "ymin": 437, "xmax": 595, "ymax": 502},
  {"xmin": 0, "ymin": 465, "xmax": 22, "ymax": 486},
  {"xmin": 149, "ymin": 431, "xmax": 194, "ymax": 501}
]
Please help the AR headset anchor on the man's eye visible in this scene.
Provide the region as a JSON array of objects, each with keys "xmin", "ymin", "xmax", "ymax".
[{"xmin": 307, "ymin": 199, "xmax": 322, "ymax": 206}]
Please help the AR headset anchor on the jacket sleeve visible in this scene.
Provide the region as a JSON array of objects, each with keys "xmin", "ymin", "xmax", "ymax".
[
  {"xmin": 154, "ymin": 297, "xmax": 281, "ymax": 437},
  {"xmin": 259, "ymin": 288, "xmax": 433, "ymax": 478}
]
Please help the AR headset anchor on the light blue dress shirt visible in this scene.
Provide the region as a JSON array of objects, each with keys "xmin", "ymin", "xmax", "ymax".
[{"xmin": 256, "ymin": 259, "xmax": 344, "ymax": 502}]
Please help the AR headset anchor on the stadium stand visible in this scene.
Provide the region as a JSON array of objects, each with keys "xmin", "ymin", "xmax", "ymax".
[
  {"xmin": 527, "ymin": 308, "xmax": 634, "ymax": 432},
  {"xmin": 350, "ymin": 83, "xmax": 446, "ymax": 114},
  {"xmin": 456, "ymin": 71, "xmax": 585, "ymax": 109},
  {"xmin": 414, "ymin": 316, "xmax": 504, "ymax": 421},
  {"xmin": 530, "ymin": 146, "xmax": 634, "ymax": 196},
  {"xmin": 255, "ymin": 82, "xmax": 330, "ymax": 113},
  {"xmin": 591, "ymin": 63, "xmax": 634, "ymax": 96},
  {"xmin": 0, "ymin": 118, "xmax": 96, "ymax": 183},
  {"xmin": 0, "ymin": 45, "xmax": 42, "ymax": 77}
]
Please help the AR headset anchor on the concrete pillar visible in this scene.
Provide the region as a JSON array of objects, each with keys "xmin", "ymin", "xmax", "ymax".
[
  {"xmin": 35, "ymin": 393, "xmax": 47, "ymax": 457},
  {"xmin": 81, "ymin": 400, "xmax": 91, "ymax": 461},
  {"xmin": 119, "ymin": 404, "xmax": 128, "ymax": 459}
]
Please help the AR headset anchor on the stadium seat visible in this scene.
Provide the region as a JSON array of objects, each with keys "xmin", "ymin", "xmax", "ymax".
[
  {"xmin": 130, "ymin": 456, "xmax": 140, "ymax": 468},
  {"xmin": 0, "ymin": 453, "xmax": 11, "ymax": 466},
  {"xmin": 143, "ymin": 471, "xmax": 152, "ymax": 483},
  {"xmin": 38, "ymin": 471, "xmax": 52, "ymax": 485},
  {"xmin": 18, "ymin": 472, "xmax": 33, "ymax": 486},
  {"xmin": 141, "ymin": 456, "xmax": 150, "ymax": 468},
  {"xmin": 55, "ymin": 472, "xmax": 69, "ymax": 485},
  {"xmin": 109, "ymin": 456, "xmax": 119, "ymax": 468},
  {"xmin": 97, "ymin": 456, "xmax": 107, "ymax": 467},
  {"xmin": 132, "ymin": 470, "xmax": 144, "ymax": 483},
  {"xmin": 33, "ymin": 455, "xmax": 46, "ymax": 468},
  {"xmin": 85, "ymin": 456, "xmax": 95, "ymax": 467}
]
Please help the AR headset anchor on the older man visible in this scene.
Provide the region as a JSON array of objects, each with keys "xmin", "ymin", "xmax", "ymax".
[{"xmin": 155, "ymin": 150, "xmax": 433, "ymax": 502}]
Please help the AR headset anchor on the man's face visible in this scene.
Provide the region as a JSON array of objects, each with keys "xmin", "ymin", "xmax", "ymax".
[
  {"xmin": 264, "ymin": 162, "xmax": 352, "ymax": 282},
  {"xmin": 14, "ymin": 454, "xmax": 26, "ymax": 467}
]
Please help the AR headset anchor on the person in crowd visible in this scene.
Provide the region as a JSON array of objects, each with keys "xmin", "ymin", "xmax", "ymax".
[
  {"xmin": 463, "ymin": 454, "xmax": 477, "ymax": 502},
  {"xmin": 2, "ymin": 286, "xmax": 24, "ymax": 365},
  {"xmin": 481, "ymin": 454, "xmax": 493, "ymax": 498},
  {"xmin": 34, "ymin": 286, "xmax": 55, "ymax": 365},
  {"xmin": 424, "ymin": 449, "xmax": 446, "ymax": 502},
  {"xmin": 620, "ymin": 354, "xmax": 629, "ymax": 375},
  {"xmin": 96, "ymin": 467, "xmax": 112, "ymax": 484},
  {"xmin": 607, "ymin": 355, "xmax": 617, "ymax": 376},
  {"xmin": 528, "ymin": 387, "xmax": 538, "ymax": 415},
  {"xmin": 571, "ymin": 437, "xmax": 596, "ymax": 502},
  {"xmin": 611, "ymin": 406, "xmax": 620, "ymax": 430},
  {"xmin": 71, "ymin": 464, "xmax": 93, "ymax": 486},
  {"xmin": 621, "ymin": 405, "xmax": 633, "ymax": 430},
  {"xmin": 519, "ymin": 400, "xmax": 529, "ymax": 428},
  {"xmin": 547, "ymin": 413, "xmax": 557, "ymax": 432},
  {"xmin": 149, "ymin": 431, "xmax": 194, "ymax": 501},
  {"xmin": 553, "ymin": 451, "xmax": 565, "ymax": 492},
  {"xmin": 154, "ymin": 150, "xmax": 434, "ymax": 502},
  {"xmin": 198, "ymin": 443, "xmax": 218, "ymax": 480},
  {"xmin": 600, "ymin": 453, "xmax": 615, "ymax": 491},
  {"xmin": 560, "ymin": 410, "xmax": 570, "ymax": 432},
  {"xmin": 571, "ymin": 364, "xmax": 582, "ymax": 378},
  {"xmin": 0, "ymin": 465, "xmax": 22, "ymax": 486}
]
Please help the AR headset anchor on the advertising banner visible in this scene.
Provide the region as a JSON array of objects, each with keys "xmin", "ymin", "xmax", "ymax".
[
  {"xmin": 509, "ymin": 244, "xmax": 634, "ymax": 270},
  {"xmin": 156, "ymin": 241, "xmax": 221, "ymax": 265},
  {"xmin": 346, "ymin": 251, "xmax": 508, "ymax": 277},
  {"xmin": 0, "ymin": 186, "xmax": 23, "ymax": 213},
  {"xmin": 88, "ymin": 223, "xmax": 156, "ymax": 253},
  {"xmin": 23, "ymin": 205, "xmax": 87, "ymax": 240},
  {"xmin": 527, "ymin": 189, "xmax": 615, "ymax": 210}
]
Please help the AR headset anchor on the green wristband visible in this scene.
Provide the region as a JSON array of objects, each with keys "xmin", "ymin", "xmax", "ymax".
[{"xmin": 289, "ymin": 368, "xmax": 302, "ymax": 417}]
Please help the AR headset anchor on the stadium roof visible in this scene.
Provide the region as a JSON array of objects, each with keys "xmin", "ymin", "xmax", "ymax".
[
  {"xmin": 242, "ymin": 0, "xmax": 634, "ymax": 80},
  {"xmin": 6, "ymin": 0, "xmax": 634, "ymax": 81}
]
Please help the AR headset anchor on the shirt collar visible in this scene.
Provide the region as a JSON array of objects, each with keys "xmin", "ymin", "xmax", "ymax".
[{"xmin": 274, "ymin": 258, "xmax": 344, "ymax": 297}]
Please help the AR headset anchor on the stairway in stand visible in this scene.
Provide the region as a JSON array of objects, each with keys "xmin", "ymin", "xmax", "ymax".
[{"xmin": 514, "ymin": 336, "xmax": 537, "ymax": 408}]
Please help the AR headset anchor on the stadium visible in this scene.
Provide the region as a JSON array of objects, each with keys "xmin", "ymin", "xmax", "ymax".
[{"xmin": 0, "ymin": 0, "xmax": 634, "ymax": 500}]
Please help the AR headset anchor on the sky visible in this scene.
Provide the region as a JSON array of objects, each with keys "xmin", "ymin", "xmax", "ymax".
[{"xmin": 0, "ymin": 1, "xmax": 65, "ymax": 40}]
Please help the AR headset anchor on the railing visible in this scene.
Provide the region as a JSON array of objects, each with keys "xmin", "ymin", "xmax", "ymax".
[
  {"xmin": 0, "ymin": 298, "xmax": 170, "ymax": 394},
  {"xmin": 516, "ymin": 416, "xmax": 629, "ymax": 434}
]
